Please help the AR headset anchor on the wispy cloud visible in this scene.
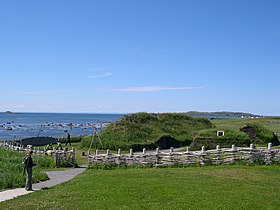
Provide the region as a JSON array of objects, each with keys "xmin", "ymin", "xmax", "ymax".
[
  {"xmin": 90, "ymin": 72, "xmax": 113, "ymax": 79},
  {"xmin": 110, "ymin": 86, "xmax": 204, "ymax": 92},
  {"xmin": 89, "ymin": 67, "xmax": 113, "ymax": 79},
  {"xmin": 0, "ymin": 104, "xmax": 25, "ymax": 109}
]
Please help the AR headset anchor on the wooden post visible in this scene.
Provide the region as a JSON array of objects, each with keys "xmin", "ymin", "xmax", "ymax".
[
  {"xmin": 200, "ymin": 146, "xmax": 206, "ymax": 165},
  {"xmin": 268, "ymin": 143, "xmax": 272, "ymax": 151},
  {"xmin": 216, "ymin": 145, "xmax": 221, "ymax": 162},
  {"xmin": 129, "ymin": 148, "xmax": 133, "ymax": 156},
  {"xmin": 155, "ymin": 148, "xmax": 159, "ymax": 165},
  {"xmin": 201, "ymin": 146, "xmax": 205, "ymax": 154},
  {"xmin": 266, "ymin": 143, "xmax": 273, "ymax": 164},
  {"xmin": 249, "ymin": 144, "xmax": 254, "ymax": 163},
  {"xmin": 54, "ymin": 151, "xmax": 58, "ymax": 168},
  {"xmin": 143, "ymin": 148, "xmax": 146, "ymax": 156},
  {"xmin": 118, "ymin": 149, "xmax": 121, "ymax": 156},
  {"xmin": 72, "ymin": 147, "xmax": 75, "ymax": 163},
  {"xmin": 231, "ymin": 145, "xmax": 236, "ymax": 163},
  {"xmin": 250, "ymin": 144, "xmax": 254, "ymax": 150}
]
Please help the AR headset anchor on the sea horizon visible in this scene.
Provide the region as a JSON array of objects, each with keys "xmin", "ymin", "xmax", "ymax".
[{"xmin": 0, "ymin": 112, "xmax": 124, "ymax": 141}]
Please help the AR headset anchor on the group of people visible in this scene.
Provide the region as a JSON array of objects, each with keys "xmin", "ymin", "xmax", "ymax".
[{"xmin": 23, "ymin": 133, "xmax": 72, "ymax": 191}]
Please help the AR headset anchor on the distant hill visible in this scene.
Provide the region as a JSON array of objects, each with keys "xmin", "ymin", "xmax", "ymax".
[
  {"xmin": 1, "ymin": 111, "xmax": 14, "ymax": 114},
  {"xmin": 186, "ymin": 111, "xmax": 262, "ymax": 118}
]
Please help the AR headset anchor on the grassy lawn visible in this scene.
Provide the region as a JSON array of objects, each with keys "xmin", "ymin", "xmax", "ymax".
[{"xmin": 1, "ymin": 165, "xmax": 279, "ymax": 210}]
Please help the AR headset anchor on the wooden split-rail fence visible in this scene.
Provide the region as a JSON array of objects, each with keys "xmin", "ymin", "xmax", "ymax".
[
  {"xmin": 88, "ymin": 143, "xmax": 280, "ymax": 167},
  {"xmin": 0, "ymin": 141, "xmax": 76, "ymax": 167}
]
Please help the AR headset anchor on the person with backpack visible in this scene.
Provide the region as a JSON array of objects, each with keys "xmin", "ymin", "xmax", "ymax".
[{"xmin": 23, "ymin": 150, "xmax": 36, "ymax": 191}]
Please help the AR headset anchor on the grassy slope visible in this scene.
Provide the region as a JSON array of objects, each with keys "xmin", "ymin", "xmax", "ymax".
[
  {"xmin": 0, "ymin": 166, "xmax": 279, "ymax": 209},
  {"xmin": 210, "ymin": 117, "xmax": 280, "ymax": 147},
  {"xmin": 211, "ymin": 117, "xmax": 280, "ymax": 133},
  {"xmin": 82, "ymin": 112, "xmax": 215, "ymax": 151}
]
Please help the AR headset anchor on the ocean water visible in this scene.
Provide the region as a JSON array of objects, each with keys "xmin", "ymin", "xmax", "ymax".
[{"xmin": 0, "ymin": 113, "xmax": 123, "ymax": 140}]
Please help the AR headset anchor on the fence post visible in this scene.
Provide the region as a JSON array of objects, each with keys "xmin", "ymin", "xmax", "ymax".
[
  {"xmin": 200, "ymin": 146, "xmax": 206, "ymax": 165},
  {"xmin": 116, "ymin": 149, "xmax": 121, "ymax": 165},
  {"xmin": 250, "ymin": 144, "xmax": 254, "ymax": 150},
  {"xmin": 129, "ymin": 148, "xmax": 133, "ymax": 156},
  {"xmin": 155, "ymin": 148, "xmax": 160, "ymax": 165},
  {"xmin": 265, "ymin": 143, "xmax": 273, "ymax": 164},
  {"xmin": 202, "ymin": 146, "xmax": 205, "ymax": 153},
  {"xmin": 249, "ymin": 144, "xmax": 255, "ymax": 163},
  {"xmin": 54, "ymin": 151, "xmax": 58, "ymax": 168},
  {"xmin": 169, "ymin": 147, "xmax": 174, "ymax": 164},
  {"xmin": 268, "ymin": 143, "xmax": 272, "ymax": 151},
  {"xmin": 72, "ymin": 147, "xmax": 75, "ymax": 164},
  {"xmin": 156, "ymin": 148, "xmax": 159, "ymax": 155},
  {"xmin": 216, "ymin": 145, "xmax": 221, "ymax": 163},
  {"xmin": 143, "ymin": 148, "xmax": 146, "ymax": 156},
  {"xmin": 231, "ymin": 145, "xmax": 237, "ymax": 163}
]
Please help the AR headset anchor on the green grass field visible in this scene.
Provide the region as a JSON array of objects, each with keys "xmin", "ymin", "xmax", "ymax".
[{"xmin": 1, "ymin": 165, "xmax": 279, "ymax": 210}]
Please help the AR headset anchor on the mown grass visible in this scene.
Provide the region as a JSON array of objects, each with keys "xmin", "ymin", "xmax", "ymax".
[
  {"xmin": 0, "ymin": 148, "xmax": 55, "ymax": 190},
  {"xmin": 0, "ymin": 165, "xmax": 279, "ymax": 209}
]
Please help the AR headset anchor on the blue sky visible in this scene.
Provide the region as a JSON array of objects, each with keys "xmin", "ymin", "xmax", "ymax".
[{"xmin": 0, "ymin": 0, "xmax": 279, "ymax": 115}]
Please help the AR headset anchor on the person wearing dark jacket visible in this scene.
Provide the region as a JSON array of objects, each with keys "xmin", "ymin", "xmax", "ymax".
[
  {"xmin": 65, "ymin": 133, "xmax": 71, "ymax": 146},
  {"xmin": 23, "ymin": 150, "xmax": 36, "ymax": 191}
]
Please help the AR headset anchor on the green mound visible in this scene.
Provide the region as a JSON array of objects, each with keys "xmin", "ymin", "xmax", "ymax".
[
  {"xmin": 191, "ymin": 124, "xmax": 279, "ymax": 150},
  {"xmin": 191, "ymin": 129, "xmax": 251, "ymax": 150},
  {"xmin": 82, "ymin": 112, "xmax": 215, "ymax": 151},
  {"xmin": 240, "ymin": 124, "xmax": 279, "ymax": 146}
]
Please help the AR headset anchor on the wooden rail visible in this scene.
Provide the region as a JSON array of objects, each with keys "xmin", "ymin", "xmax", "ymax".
[
  {"xmin": 88, "ymin": 143, "xmax": 280, "ymax": 166},
  {"xmin": 0, "ymin": 141, "xmax": 76, "ymax": 167}
]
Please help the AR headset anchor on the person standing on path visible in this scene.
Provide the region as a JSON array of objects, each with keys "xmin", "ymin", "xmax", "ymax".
[
  {"xmin": 65, "ymin": 133, "xmax": 71, "ymax": 146},
  {"xmin": 23, "ymin": 150, "xmax": 36, "ymax": 191}
]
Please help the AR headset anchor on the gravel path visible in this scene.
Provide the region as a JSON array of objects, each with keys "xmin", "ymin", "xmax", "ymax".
[{"xmin": 0, "ymin": 166, "xmax": 87, "ymax": 203}]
